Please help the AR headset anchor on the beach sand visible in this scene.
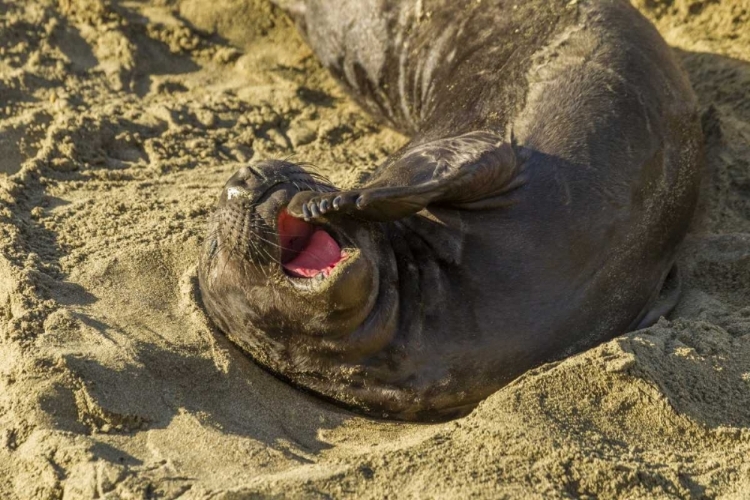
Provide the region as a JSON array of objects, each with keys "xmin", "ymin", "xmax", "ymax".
[{"xmin": 0, "ymin": 0, "xmax": 749, "ymax": 497}]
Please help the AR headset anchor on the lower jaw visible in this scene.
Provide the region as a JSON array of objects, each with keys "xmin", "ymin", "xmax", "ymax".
[
  {"xmin": 283, "ymin": 247, "xmax": 358, "ymax": 292},
  {"xmin": 302, "ymin": 273, "xmax": 399, "ymax": 361}
]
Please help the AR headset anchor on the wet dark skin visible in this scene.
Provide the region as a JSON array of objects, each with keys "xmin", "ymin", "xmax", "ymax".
[{"xmin": 198, "ymin": 0, "xmax": 703, "ymax": 421}]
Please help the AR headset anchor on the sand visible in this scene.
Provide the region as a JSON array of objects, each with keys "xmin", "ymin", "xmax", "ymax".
[{"xmin": 0, "ymin": 0, "xmax": 748, "ymax": 498}]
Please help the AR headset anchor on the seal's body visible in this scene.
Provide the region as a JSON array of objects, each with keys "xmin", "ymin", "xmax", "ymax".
[{"xmin": 198, "ymin": 0, "xmax": 702, "ymax": 420}]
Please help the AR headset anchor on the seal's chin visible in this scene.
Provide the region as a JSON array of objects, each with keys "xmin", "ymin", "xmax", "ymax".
[{"xmin": 277, "ymin": 209, "xmax": 349, "ymax": 279}]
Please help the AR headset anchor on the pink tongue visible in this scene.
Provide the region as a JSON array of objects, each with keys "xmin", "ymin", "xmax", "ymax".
[{"xmin": 283, "ymin": 230, "xmax": 344, "ymax": 278}]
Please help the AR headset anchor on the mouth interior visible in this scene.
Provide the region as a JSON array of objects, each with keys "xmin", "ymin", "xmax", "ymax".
[{"xmin": 278, "ymin": 209, "xmax": 346, "ymax": 278}]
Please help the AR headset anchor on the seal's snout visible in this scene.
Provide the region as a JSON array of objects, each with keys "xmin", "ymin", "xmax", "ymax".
[{"xmin": 221, "ymin": 165, "xmax": 270, "ymax": 204}]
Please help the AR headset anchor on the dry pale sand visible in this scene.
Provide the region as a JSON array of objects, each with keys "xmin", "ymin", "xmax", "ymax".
[{"xmin": 0, "ymin": 0, "xmax": 749, "ymax": 498}]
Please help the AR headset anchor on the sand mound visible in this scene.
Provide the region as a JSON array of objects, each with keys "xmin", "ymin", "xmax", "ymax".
[{"xmin": 0, "ymin": 0, "xmax": 748, "ymax": 498}]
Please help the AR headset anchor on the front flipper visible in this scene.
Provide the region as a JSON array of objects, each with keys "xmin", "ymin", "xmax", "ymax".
[
  {"xmin": 287, "ymin": 182, "xmax": 445, "ymax": 222},
  {"xmin": 287, "ymin": 131, "xmax": 522, "ymax": 222}
]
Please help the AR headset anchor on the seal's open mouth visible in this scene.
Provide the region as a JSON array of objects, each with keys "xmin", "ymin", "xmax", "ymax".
[{"xmin": 278, "ymin": 209, "xmax": 346, "ymax": 278}]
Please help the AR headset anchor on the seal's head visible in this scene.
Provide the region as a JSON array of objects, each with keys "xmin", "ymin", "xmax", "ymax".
[{"xmin": 198, "ymin": 161, "xmax": 399, "ymax": 373}]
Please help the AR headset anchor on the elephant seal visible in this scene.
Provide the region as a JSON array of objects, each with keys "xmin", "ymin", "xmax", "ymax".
[{"xmin": 198, "ymin": 0, "xmax": 702, "ymax": 421}]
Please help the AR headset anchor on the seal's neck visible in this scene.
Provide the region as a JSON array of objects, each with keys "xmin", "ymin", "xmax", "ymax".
[{"xmin": 383, "ymin": 211, "xmax": 464, "ymax": 348}]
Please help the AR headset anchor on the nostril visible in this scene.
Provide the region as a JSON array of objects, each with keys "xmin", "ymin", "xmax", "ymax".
[
  {"xmin": 236, "ymin": 166, "xmax": 253, "ymax": 179},
  {"xmin": 236, "ymin": 165, "xmax": 263, "ymax": 181},
  {"xmin": 225, "ymin": 166, "xmax": 264, "ymax": 198}
]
